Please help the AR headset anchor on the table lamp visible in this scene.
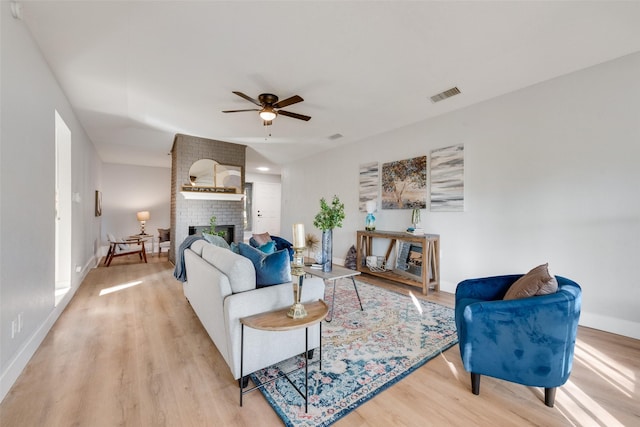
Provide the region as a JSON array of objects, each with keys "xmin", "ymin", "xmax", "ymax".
[
  {"xmin": 365, "ymin": 200, "xmax": 376, "ymax": 231},
  {"xmin": 136, "ymin": 211, "xmax": 150, "ymax": 235}
]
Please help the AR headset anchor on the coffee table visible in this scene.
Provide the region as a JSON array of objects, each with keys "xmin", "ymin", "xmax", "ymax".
[
  {"xmin": 239, "ymin": 299, "xmax": 328, "ymax": 412},
  {"xmin": 303, "ymin": 264, "xmax": 363, "ymax": 322}
]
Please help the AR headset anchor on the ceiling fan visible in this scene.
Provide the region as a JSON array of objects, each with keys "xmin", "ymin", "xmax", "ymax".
[{"xmin": 222, "ymin": 91, "xmax": 311, "ymax": 125}]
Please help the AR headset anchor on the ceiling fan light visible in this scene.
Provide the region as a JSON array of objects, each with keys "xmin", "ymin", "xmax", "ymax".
[{"xmin": 259, "ymin": 108, "xmax": 276, "ymax": 121}]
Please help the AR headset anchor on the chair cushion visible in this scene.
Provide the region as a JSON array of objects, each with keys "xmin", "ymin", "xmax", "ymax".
[
  {"xmin": 107, "ymin": 233, "xmax": 130, "ymax": 251},
  {"xmin": 503, "ymin": 263, "xmax": 558, "ymax": 300},
  {"xmin": 238, "ymin": 242, "xmax": 291, "ymax": 288}
]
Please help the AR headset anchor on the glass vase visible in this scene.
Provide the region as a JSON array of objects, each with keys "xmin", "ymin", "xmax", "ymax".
[
  {"xmin": 321, "ymin": 229, "xmax": 333, "ymax": 272},
  {"xmin": 365, "ymin": 213, "xmax": 376, "ymax": 231}
]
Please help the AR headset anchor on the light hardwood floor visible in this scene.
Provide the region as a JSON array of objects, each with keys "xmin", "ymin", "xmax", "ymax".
[{"xmin": 1, "ymin": 257, "xmax": 639, "ymax": 426}]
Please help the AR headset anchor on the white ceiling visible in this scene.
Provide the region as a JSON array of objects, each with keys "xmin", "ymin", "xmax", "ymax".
[{"xmin": 19, "ymin": 1, "xmax": 640, "ymax": 175}]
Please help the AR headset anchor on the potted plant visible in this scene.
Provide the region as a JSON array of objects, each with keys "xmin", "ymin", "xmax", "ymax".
[
  {"xmin": 203, "ymin": 215, "xmax": 227, "ymax": 243},
  {"xmin": 313, "ymin": 195, "xmax": 345, "ymax": 272}
]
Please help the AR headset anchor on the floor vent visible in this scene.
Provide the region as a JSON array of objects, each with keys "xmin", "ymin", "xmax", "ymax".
[
  {"xmin": 328, "ymin": 133, "xmax": 343, "ymax": 140},
  {"xmin": 430, "ymin": 87, "xmax": 461, "ymax": 103}
]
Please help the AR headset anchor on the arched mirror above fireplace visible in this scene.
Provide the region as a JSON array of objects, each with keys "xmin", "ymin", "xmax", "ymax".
[
  {"xmin": 189, "ymin": 159, "xmax": 217, "ymax": 187},
  {"xmin": 182, "ymin": 158, "xmax": 244, "ymax": 201}
]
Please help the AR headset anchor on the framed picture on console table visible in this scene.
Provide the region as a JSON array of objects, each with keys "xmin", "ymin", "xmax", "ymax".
[{"xmin": 395, "ymin": 240, "xmax": 434, "ymax": 280}]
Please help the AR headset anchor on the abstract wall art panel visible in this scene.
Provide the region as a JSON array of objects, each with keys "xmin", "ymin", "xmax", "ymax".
[
  {"xmin": 359, "ymin": 162, "xmax": 379, "ymax": 212},
  {"xmin": 430, "ymin": 144, "xmax": 464, "ymax": 211}
]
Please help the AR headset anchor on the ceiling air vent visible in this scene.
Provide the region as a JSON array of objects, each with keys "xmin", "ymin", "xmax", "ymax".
[
  {"xmin": 430, "ymin": 87, "xmax": 461, "ymax": 103},
  {"xmin": 328, "ymin": 133, "xmax": 343, "ymax": 140}
]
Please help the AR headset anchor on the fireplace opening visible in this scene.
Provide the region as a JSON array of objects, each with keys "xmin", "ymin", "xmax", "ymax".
[{"xmin": 189, "ymin": 225, "xmax": 235, "ymax": 244}]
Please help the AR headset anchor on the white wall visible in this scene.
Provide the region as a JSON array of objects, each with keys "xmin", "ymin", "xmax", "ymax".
[
  {"xmin": 1, "ymin": 2, "xmax": 103, "ymax": 400},
  {"xmin": 283, "ymin": 52, "xmax": 640, "ymax": 339},
  {"xmin": 100, "ymin": 163, "xmax": 171, "ymax": 253},
  {"xmin": 246, "ymin": 172, "xmax": 281, "ymax": 184}
]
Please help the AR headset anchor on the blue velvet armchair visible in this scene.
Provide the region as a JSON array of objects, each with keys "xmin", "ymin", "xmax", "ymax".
[{"xmin": 455, "ymin": 274, "xmax": 581, "ymax": 407}]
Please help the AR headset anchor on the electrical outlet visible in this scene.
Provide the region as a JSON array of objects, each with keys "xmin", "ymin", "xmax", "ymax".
[
  {"xmin": 75, "ymin": 265, "xmax": 82, "ymax": 273},
  {"xmin": 11, "ymin": 320, "xmax": 17, "ymax": 339}
]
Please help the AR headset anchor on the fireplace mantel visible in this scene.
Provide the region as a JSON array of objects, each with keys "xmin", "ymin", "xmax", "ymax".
[{"xmin": 180, "ymin": 191, "xmax": 244, "ymax": 201}]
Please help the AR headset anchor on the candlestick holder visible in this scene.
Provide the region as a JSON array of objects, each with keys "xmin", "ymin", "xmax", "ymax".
[{"xmin": 287, "ymin": 246, "xmax": 308, "ymax": 319}]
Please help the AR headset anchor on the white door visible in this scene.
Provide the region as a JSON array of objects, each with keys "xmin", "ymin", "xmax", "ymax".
[{"xmin": 253, "ymin": 182, "xmax": 281, "ymax": 235}]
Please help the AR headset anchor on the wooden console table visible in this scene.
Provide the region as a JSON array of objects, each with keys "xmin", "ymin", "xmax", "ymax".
[{"xmin": 356, "ymin": 230, "xmax": 440, "ymax": 295}]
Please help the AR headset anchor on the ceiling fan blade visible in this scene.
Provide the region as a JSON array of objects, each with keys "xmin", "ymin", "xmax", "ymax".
[
  {"xmin": 278, "ymin": 110, "xmax": 311, "ymax": 121},
  {"xmin": 232, "ymin": 91, "xmax": 261, "ymax": 106},
  {"xmin": 273, "ymin": 95, "xmax": 303, "ymax": 109},
  {"xmin": 222, "ymin": 109, "xmax": 260, "ymax": 113}
]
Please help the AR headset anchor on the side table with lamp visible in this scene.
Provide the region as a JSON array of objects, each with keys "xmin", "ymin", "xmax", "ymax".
[{"xmin": 238, "ymin": 223, "xmax": 328, "ymax": 412}]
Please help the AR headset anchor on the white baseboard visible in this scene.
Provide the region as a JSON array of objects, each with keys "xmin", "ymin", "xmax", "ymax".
[
  {"xmin": 0, "ymin": 256, "xmax": 94, "ymax": 403},
  {"xmin": 579, "ymin": 311, "xmax": 640, "ymax": 340}
]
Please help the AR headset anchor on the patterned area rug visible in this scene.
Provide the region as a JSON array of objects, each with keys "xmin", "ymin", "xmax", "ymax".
[{"xmin": 250, "ymin": 279, "xmax": 458, "ymax": 426}]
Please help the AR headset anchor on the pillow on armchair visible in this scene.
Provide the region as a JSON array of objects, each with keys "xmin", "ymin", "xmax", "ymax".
[{"xmin": 503, "ymin": 263, "xmax": 558, "ymax": 300}]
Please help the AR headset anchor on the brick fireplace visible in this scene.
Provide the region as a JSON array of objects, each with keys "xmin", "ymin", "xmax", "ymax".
[{"xmin": 170, "ymin": 134, "xmax": 246, "ymax": 263}]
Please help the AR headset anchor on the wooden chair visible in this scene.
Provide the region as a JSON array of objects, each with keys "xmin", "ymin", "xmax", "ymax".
[
  {"xmin": 105, "ymin": 233, "xmax": 148, "ymax": 266},
  {"xmin": 157, "ymin": 228, "xmax": 171, "ymax": 257}
]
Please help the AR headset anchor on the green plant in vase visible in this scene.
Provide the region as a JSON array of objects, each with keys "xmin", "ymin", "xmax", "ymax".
[
  {"xmin": 313, "ymin": 195, "xmax": 345, "ymax": 272},
  {"xmin": 207, "ymin": 215, "xmax": 226, "ymax": 237}
]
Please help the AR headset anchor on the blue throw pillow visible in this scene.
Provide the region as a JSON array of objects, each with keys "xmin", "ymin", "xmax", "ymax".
[
  {"xmin": 257, "ymin": 240, "xmax": 276, "ymax": 254},
  {"xmin": 238, "ymin": 242, "xmax": 291, "ymax": 287}
]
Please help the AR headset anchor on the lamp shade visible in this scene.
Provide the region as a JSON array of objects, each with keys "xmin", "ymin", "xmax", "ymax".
[
  {"xmin": 292, "ymin": 223, "xmax": 305, "ymax": 248},
  {"xmin": 136, "ymin": 211, "xmax": 150, "ymax": 221},
  {"xmin": 365, "ymin": 200, "xmax": 377, "ymax": 214},
  {"xmin": 259, "ymin": 108, "xmax": 276, "ymax": 121}
]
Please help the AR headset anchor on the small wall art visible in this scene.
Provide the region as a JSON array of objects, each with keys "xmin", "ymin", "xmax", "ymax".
[
  {"xmin": 358, "ymin": 162, "xmax": 379, "ymax": 212},
  {"xmin": 381, "ymin": 156, "xmax": 427, "ymax": 209},
  {"xmin": 430, "ymin": 144, "xmax": 464, "ymax": 211},
  {"xmin": 95, "ymin": 190, "xmax": 102, "ymax": 217}
]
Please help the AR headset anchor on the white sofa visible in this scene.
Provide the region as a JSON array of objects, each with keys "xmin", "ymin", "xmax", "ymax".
[{"xmin": 182, "ymin": 240, "xmax": 325, "ymax": 381}]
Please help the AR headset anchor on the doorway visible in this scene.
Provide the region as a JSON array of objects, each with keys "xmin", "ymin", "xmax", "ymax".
[
  {"xmin": 55, "ymin": 111, "xmax": 72, "ymax": 306},
  {"xmin": 252, "ymin": 182, "xmax": 281, "ymax": 236}
]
